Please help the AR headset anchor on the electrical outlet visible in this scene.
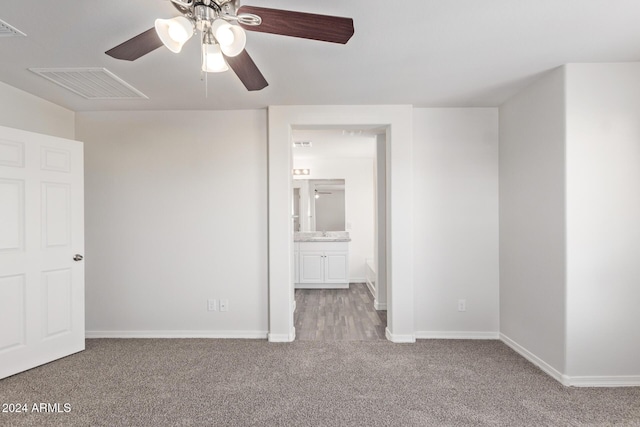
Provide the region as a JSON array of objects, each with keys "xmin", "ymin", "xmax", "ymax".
[
  {"xmin": 207, "ymin": 299, "xmax": 218, "ymax": 312},
  {"xmin": 458, "ymin": 299, "xmax": 466, "ymax": 312},
  {"xmin": 220, "ymin": 299, "xmax": 229, "ymax": 312}
]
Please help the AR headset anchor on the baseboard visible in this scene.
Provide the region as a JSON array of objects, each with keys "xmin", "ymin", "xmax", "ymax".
[
  {"xmin": 349, "ymin": 277, "xmax": 366, "ymax": 283},
  {"xmin": 416, "ymin": 331, "xmax": 499, "ymax": 340},
  {"xmin": 385, "ymin": 327, "xmax": 415, "ymax": 343},
  {"xmin": 295, "ymin": 283, "xmax": 349, "ymax": 289},
  {"xmin": 567, "ymin": 375, "xmax": 640, "ymax": 387},
  {"xmin": 365, "ymin": 280, "xmax": 376, "ymax": 298},
  {"xmin": 499, "ymin": 333, "xmax": 569, "ymax": 386},
  {"xmin": 374, "ymin": 300, "xmax": 387, "ymax": 310},
  {"xmin": 500, "ymin": 333, "xmax": 640, "ymax": 387},
  {"xmin": 86, "ymin": 330, "xmax": 268, "ymax": 339},
  {"xmin": 268, "ymin": 327, "xmax": 296, "ymax": 343}
]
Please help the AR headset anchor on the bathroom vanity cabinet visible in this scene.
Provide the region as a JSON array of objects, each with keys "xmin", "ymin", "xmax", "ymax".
[{"xmin": 294, "ymin": 240, "xmax": 349, "ymax": 289}]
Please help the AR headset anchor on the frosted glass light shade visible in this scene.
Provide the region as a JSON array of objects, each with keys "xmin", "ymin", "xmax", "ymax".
[
  {"xmin": 155, "ymin": 16, "xmax": 194, "ymax": 53},
  {"xmin": 211, "ymin": 19, "xmax": 246, "ymax": 57},
  {"xmin": 202, "ymin": 43, "xmax": 229, "ymax": 73}
]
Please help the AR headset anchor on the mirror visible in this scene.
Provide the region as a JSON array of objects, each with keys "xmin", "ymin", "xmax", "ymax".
[{"xmin": 292, "ymin": 179, "xmax": 345, "ymax": 232}]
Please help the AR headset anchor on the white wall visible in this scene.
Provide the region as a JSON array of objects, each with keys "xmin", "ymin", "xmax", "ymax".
[
  {"xmin": 565, "ymin": 63, "xmax": 640, "ymax": 378},
  {"xmin": 499, "ymin": 64, "xmax": 640, "ymax": 385},
  {"xmin": 498, "ymin": 68, "xmax": 567, "ymax": 374},
  {"xmin": 76, "ymin": 110, "xmax": 268, "ymax": 337},
  {"xmin": 294, "ymin": 158, "xmax": 375, "ymax": 281},
  {"xmin": 0, "ymin": 80, "xmax": 75, "ymax": 139},
  {"xmin": 413, "ymin": 108, "xmax": 499, "ymax": 337}
]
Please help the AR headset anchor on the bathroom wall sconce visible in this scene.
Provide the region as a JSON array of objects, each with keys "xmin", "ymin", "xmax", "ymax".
[{"xmin": 292, "ymin": 169, "xmax": 310, "ymax": 176}]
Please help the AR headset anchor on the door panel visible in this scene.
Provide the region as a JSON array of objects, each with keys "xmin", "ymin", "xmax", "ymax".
[
  {"xmin": 324, "ymin": 252, "xmax": 349, "ymax": 283},
  {"xmin": 43, "ymin": 269, "xmax": 72, "ymax": 338},
  {"xmin": 0, "ymin": 274, "xmax": 26, "ymax": 352},
  {"xmin": 0, "ymin": 139, "xmax": 24, "ymax": 167},
  {"xmin": 0, "ymin": 179, "xmax": 24, "ymax": 251},
  {"xmin": 42, "ymin": 183, "xmax": 70, "ymax": 248},
  {"xmin": 41, "ymin": 147, "xmax": 71, "ymax": 172},
  {"xmin": 0, "ymin": 125, "xmax": 84, "ymax": 380},
  {"xmin": 299, "ymin": 252, "xmax": 324, "ymax": 283}
]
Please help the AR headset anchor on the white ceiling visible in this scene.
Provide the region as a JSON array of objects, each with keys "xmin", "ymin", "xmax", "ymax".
[{"xmin": 1, "ymin": 0, "xmax": 640, "ymax": 112}]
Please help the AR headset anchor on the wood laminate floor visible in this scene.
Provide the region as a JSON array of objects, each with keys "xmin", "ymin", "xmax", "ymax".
[{"xmin": 294, "ymin": 283, "xmax": 387, "ymax": 341}]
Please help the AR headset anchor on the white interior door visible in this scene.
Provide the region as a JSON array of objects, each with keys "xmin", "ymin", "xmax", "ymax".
[{"xmin": 0, "ymin": 125, "xmax": 84, "ymax": 380}]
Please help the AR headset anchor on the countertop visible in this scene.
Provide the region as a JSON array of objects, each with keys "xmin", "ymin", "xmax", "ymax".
[{"xmin": 294, "ymin": 231, "xmax": 351, "ymax": 242}]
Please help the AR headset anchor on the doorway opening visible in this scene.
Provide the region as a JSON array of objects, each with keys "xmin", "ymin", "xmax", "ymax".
[
  {"xmin": 266, "ymin": 105, "xmax": 414, "ymax": 343},
  {"xmin": 290, "ymin": 128, "xmax": 386, "ymax": 340}
]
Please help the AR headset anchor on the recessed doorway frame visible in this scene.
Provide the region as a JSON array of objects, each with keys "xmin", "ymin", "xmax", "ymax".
[{"xmin": 267, "ymin": 105, "xmax": 415, "ymax": 343}]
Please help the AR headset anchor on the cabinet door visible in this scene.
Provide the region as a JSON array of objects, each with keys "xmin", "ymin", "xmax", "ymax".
[
  {"xmin": 299, "ymin": 252, "xmax": 324, "ymax": 283},
  {"xmin": 324, "ymin": 251, "xmax": 349, "ymax": 283}
]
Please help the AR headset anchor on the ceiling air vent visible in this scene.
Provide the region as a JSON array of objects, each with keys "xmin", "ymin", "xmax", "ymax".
[
  {"xmin": 293, "ymin": 141, "xmax": 312, "ymax": 148},
  {"xmin": 0, "ymin": 19, "xmax": 26, "ymax": 37},
  {"xmin": 28, "ymin": 68, "xmax": 148, "ymax": 100}
]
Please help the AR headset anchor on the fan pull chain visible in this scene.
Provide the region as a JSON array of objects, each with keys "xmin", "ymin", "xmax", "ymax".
[{"xmin": 200, "ymin": 31, "xmax": 208, "ymax": 98}]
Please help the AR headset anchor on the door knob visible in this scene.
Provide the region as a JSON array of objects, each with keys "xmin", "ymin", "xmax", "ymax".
[{"xmin": 73, "ymin": 254, "xmax": 84, "ymax": 262}]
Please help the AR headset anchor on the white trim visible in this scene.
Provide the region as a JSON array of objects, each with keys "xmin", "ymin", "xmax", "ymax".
[
  {"xmin": 385, "ymin": 327, "xmax": 415, "ymax": 343},
  {"xmin": 416, "ymin": 331, "xmax": 499, "ymax": 340},
  {"xmin": 374, "ymin": 301, "xmax": 387, "ymax": 310},
  {"xmin": 500, "ymin": 334, "xmax": 640, "ymax": 387},
  {"xmin": 268, "ymin": 105, "xmax": 414, "ymax": 342},
  {"xmin": 365, "ymin": 280, "xmax": 376, "ymax": 298},
  {"xmin": 567, "ymin": 376, "xmax": 640, "ymax": 388},
  {"xmin": 500, "ymin": 333, "xmax": 570, "ymax": 386},
  {"xmin": 295, "ymin": 283, "xmax": 349, "ymax": 289},
  {"xmin": 86, "ymin": 330, "xmax": 268, "ymax": 339},
  {"xmin": 349, "ymin": 277, "xmax": 366, "ymax": 283},
  {"xmin": 268, "ymin": 327, "xmax": 296, "ymax": 343}
]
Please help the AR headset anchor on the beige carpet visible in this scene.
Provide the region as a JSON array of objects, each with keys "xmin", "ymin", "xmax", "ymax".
[{"xmin": 0, "ymin": 339, "xmax": 639, "ymax": 426}]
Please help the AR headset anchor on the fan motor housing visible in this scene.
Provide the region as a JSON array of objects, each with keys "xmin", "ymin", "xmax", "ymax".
[{"xmin": 192, "ymin": 0, "xmax": 239, "ymax": 12}]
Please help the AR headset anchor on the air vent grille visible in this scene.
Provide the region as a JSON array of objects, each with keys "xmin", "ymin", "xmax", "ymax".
[
  {"xmin": 0, "ymin": 19, "xmax": 26, "ymax": 37},
  {"xmin": 293, "ymin": 141, "xmax": 312, "ymax": 148},
  {"xmin": 29, "ymin": 68, "xmax": 148, "ymax": 100}
]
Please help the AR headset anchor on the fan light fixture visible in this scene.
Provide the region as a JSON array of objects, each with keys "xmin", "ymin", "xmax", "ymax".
[
  {"xmin": 154, "ymin": 16, "xmax": 194, "ymax": 53},
  {"xmin": 211, "ymin": 19, "xmax": 246, "ymax": 57},
  {"xmin": 155, "ymin": 2, "xmax": 254, "ymax": 75},
  {"xmin": 202, "ymin": 43, "xmax": 228, "ymax": 73}
]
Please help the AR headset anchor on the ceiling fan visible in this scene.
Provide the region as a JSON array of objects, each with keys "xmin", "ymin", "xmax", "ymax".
[{"xmin": 105, "ymin": 0, "xmax": 355, "ymax": 91}]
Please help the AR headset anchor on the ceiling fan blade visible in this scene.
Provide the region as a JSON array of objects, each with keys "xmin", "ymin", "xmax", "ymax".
[
  {"xmin": 225, "ymin": 50, "xmax": 268, "ymax": 91},
  {"xmin": 105, "ymin": 28, "xmax": 164, "ymax": 61},
  {"xmin": 237, "ymin": 6, "xmax": 354, "ymax": 44}
]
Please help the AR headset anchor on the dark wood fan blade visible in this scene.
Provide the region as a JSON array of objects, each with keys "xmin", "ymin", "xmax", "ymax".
[
  {"xmin": 237, "ymin": 6, "xmax": 354, "ymax": 44},
  {"xmin": 225, "ymin": 50, "xmax": 268, "ymax": 91},
  {"xmin": 105, "ymin": 28, "xmax": 164, "ymax": 61}
]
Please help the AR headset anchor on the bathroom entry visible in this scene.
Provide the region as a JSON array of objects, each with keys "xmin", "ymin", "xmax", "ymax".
[{"xmin": 291, "ymin": 129, "xmax": 386, "ymax": 340}]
